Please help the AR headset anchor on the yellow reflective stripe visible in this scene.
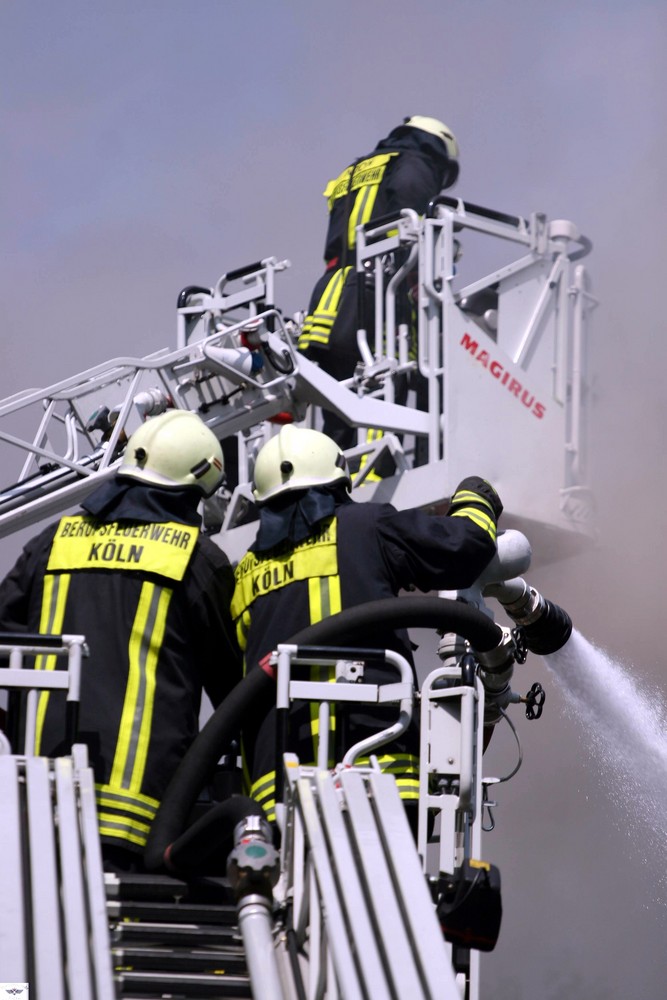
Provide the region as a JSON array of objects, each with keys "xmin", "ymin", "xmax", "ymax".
[
  {"xmin": 110, "ymin": 581, "xmax": 172, "ymax": 792},
  {"xmin": 355, "ymin": 752, "xmax": 419, "ymax": 772},
  {"xmin": 47, "ymin": 516, "xmax": 198, "ymax": 581},
  {"xmin": 307, "ymin": 573, "xmax": 342, "ymax": 624},
  {"xmin": 97, "ymin": 814, "xmax": 152, "ymax": 847},
  {"xmin": 450, "ymin": 508, "xmax": 497, "ymax": 542},
  {"xmin": 395, "ymin": 784, "xmax": 420, "ymax": 801},
  {"xmin": 348, "ymin": 184, "xmax": 380, "ymax": 248},
  {"xmin": 96, "ymin": 782, "xmax": 158, "ymax": 845},
  {"xmin": 324, "ymin": 164, "xmax": 355, "ymax": 208},
  {"xmin": 96, "ymin": 783, "xmax": 160, "ymax": 817},
  {"xmin": 236, "ymin": 608, "xmax": 251, "ymax": 653},
  {"xmin": 232, "ymin": 518, "xmax": 338, "ymax": 620},
  {"xmin": 307, "ymin": 574, "xmax": 341, "ymax": 740},
  {"xmin": 324, "ymin": 153, "xmax": 397, "ymax": 209},
  {"xmin": 450, "ymin": 490, "xmax": 495, "ymax": 516},
  {"xmin": 34, "ymin": 572, "xmax": 71, "ymax": 753},
  {"xmin": 356, "ymin": 427, "xmax": 385, "ymax": 482},
  {"xmin": 251, "ymin": 771, "xmax": 277, "ymax": 822},
  {"xmin": 298, "ymin": 267, "xmax": 352, "ymax": 350}
]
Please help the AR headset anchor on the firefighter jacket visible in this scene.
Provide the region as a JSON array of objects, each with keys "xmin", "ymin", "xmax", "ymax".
[
  {"xmin": 299, "ymin": 128, "xmax": 451, "ymax": 359},
  {"xmin": 0, "ymin": 493, "xmax": 241, "ymax": 855},
  {"xmin": 231, "ymin": 491, "xmax": 497, "ymax": 821}
]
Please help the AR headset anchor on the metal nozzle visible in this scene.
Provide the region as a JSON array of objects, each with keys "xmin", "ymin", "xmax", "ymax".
[{"xmin": 484, "ymin": 578, "xmax": 572, "ymax": 655}]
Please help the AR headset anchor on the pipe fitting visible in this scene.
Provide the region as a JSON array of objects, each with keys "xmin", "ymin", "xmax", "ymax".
[
  {"xmin": 227, "ymin": 815, "xmax": 280, "ymax": 902},
  {"xmin": 484, "ymin": 578, "xmax": 573, "ymax": 655}
]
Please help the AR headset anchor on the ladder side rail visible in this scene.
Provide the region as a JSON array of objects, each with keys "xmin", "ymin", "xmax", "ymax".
[
  {"xmin": 0, "ymin": 350, "xmax": 171, "ymax": 418},
  {"xmin": 0, "ymin": 311, "xmax": 298, "ymax": 535},
  {"xmin": 0, "ymin": 757, "xmax": 29, "ymax": 981},
  {"xmin": 0, "ymin": 467, "xmax": 118, "ymax": 539},
  {"xmin": 1, "ymin": 426, "xmax": 105, "ymax": 480},
  {"xmin": 366, "ymin": 770, "xmax": 463, "ymax": 1000},
  {"xmin": 340, "ymin": 770, "xmax": 431, "ymax": 997},
  {"xmin": 72, "ymin": 745, "xmax": 116, "ymax": 1000},
  {"xmin": 54, "ymin": 757, "xmax": 96, "ymax": 1000},
  {"xmin": 25, "ymin": 756, "xmax": 68, "ymax": 1000},
  {"xmin": 296, "ymin": 777, "xmax": 366, "ymax": 1000},
  {"xmin": 317, "ymin": 772, "xmax": 394, "ymax": 999}
]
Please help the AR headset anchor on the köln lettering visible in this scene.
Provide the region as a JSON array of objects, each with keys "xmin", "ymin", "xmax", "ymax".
[{"xmin": 88, "ymin": 541, "xmax": 144, "ymax": 564}]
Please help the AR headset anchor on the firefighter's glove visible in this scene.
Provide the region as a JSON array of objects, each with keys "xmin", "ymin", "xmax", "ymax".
[{"xmin": 450, "ymin": 476, "xmax": 503, "ymax": 522}]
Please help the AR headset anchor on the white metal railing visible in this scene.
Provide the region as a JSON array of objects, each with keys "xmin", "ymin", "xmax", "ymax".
[{"xmin": 0, "ymin": 202, "xmax": 595, "ymax": 546}]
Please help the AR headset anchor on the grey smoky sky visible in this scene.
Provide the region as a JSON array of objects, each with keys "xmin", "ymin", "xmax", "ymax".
[{"xmin": 2, "ymin": 2, "xmax": 666, "ymax": 996}]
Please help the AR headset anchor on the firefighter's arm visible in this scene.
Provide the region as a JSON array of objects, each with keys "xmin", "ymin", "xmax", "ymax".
[
  {"xmin": 447, "ymin": 476, "xmax": 503, "ymax": 545},
  {"xmin": 377, "ymin": 478, "xmax": 502, "ymax": 592}
]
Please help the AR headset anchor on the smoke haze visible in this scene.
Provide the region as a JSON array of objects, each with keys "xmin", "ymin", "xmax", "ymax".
[{"xmin": 2, "ymin": 2, "xmax": 666, "ymax": 996}]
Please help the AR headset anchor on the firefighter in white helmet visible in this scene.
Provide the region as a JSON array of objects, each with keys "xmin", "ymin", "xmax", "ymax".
[
  {"xmin": 231, "ymin": 424, "xmax": 501, "ymax": 824},
  {"xmin": 298, "ymin": 116, "xmax": 460, "ymax": 452},
  {"xmin": 0, "ymin": 409, "xmax": 242, "ymax": 871}
]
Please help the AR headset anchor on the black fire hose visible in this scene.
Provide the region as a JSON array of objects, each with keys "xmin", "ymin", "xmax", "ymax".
[{"xmin": 144, "ymin": 597, "xmax": 503, "ymax": 873}]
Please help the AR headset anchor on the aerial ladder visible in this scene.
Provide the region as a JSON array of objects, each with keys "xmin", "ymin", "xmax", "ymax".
[{"xmin": 0, "ymin": 195, "xmax": 594, "ymax": 998}]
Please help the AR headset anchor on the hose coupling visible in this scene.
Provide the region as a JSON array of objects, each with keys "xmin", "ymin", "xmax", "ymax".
[{"xmin": 227, "ymin": 815, "xmax": 280, "ymax": 902}]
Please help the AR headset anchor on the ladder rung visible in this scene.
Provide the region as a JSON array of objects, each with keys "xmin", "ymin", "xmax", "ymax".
[
  {"xmin": 112, "ymin": 945, "xmax": 247, "ymax": 974},
  {"xmin": 108, "ymin": 900, "xmax": 238, "ymax": 925},
  {"xmin": 116, "ymin": 969, "xmax": 252, "ymax": 998},
  {"xmin": 105, "ymin": 873, "xmax": 235, "ymax": 904},
  {"xmin": 112, "ymin": 922, "xmax": 241, "ymax": 947}
]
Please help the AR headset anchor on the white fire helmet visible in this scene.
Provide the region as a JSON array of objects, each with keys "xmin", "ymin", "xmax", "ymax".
[
  {"xmin": 402, "ymin": 116, "xmax": 459, "ymax": 161},
  {"xmin": 252, "ymin": 425, "xmax": 351, "ymax": 505},
  {"xmin": 118, "ymin": 410, "xmax": 224, "ymax": 497}
]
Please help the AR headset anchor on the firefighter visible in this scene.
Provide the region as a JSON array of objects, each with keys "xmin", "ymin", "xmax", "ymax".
[
  {"xmin": 231, "ymin": 424, "xmax": 501, "ymax": 823},
  {"xmin": 0, "ymin": 409, "xmax": 242, "ymax": 871},
  {"xmin": 298, "ymin": 115, "xmax": 460, "ymax": 451}
]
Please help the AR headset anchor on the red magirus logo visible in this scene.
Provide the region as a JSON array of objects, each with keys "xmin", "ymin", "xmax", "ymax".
[{"xmin": 459, "ymin": 333, "xmax": 546, "ymax": 420}]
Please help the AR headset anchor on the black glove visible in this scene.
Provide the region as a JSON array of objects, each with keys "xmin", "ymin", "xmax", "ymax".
[{"xmin": 450, "ymin": 476, "xmax": 503, "ymax": 521}]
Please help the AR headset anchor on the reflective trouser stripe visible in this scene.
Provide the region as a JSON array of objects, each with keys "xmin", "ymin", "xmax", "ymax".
[
  {"xmin": 34, "ymin": 572, "xmax": 71, "ymax": 753},
  {"xmin": 298, "ymin": 266, "xmax": 352, "ymax": 350},
  {"xmin": 96, "ymin": 783, "xmax": 159, "ymax": 848},
  {"xmin": 110, "ymin": 581, "xmax": 171, "ymax": 793}
]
